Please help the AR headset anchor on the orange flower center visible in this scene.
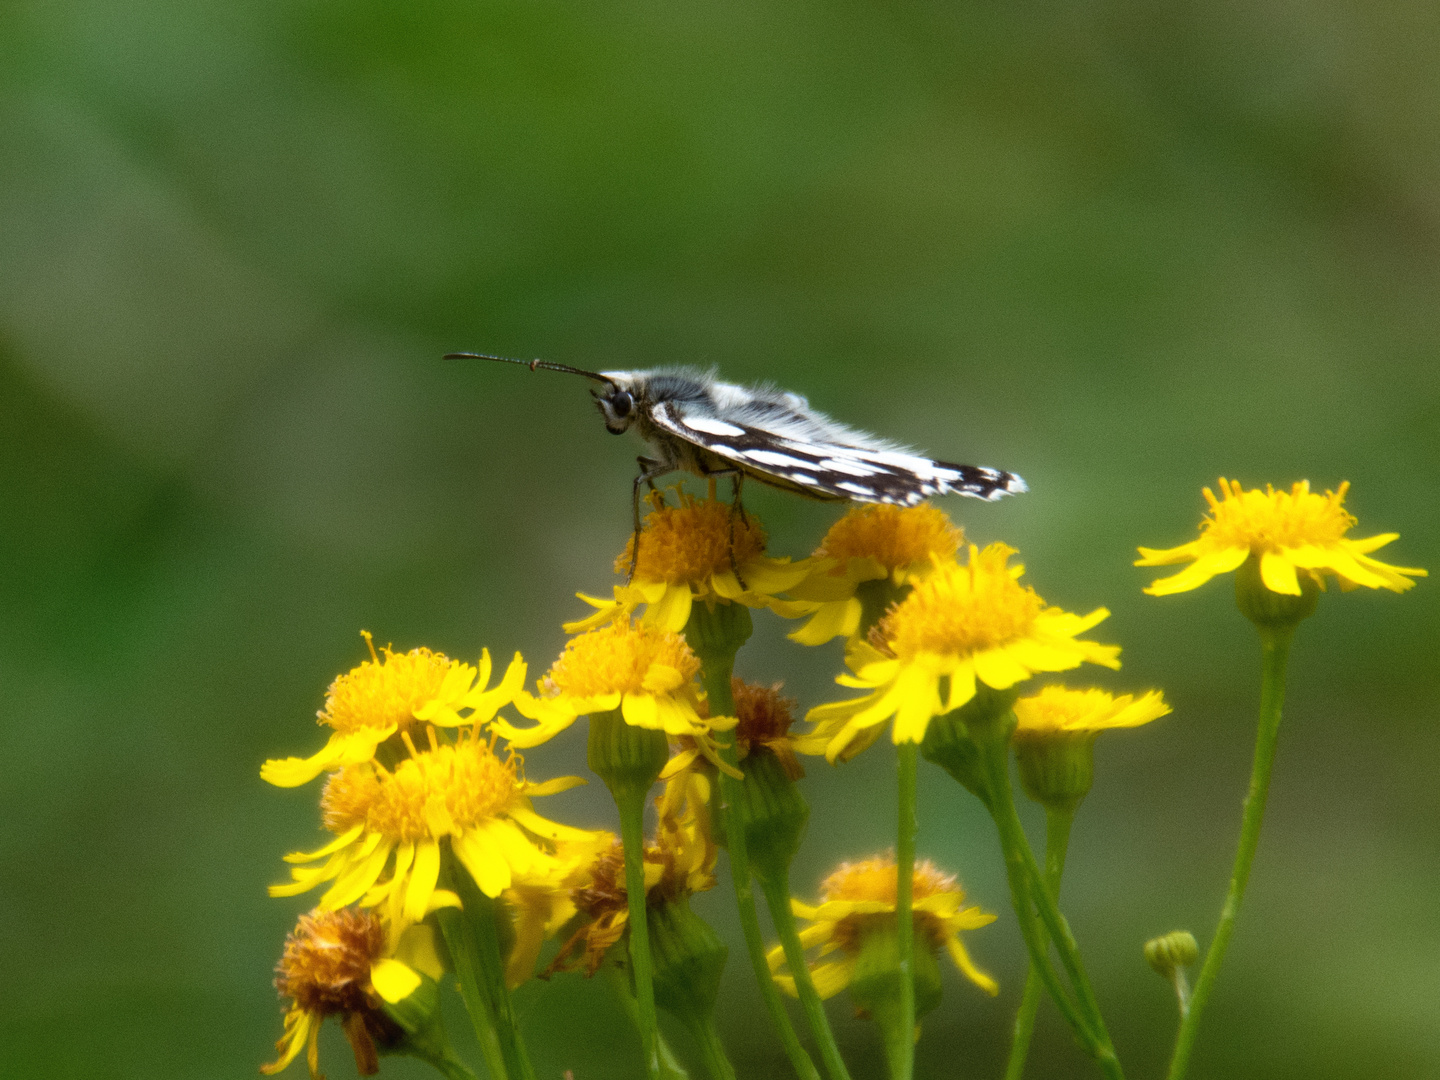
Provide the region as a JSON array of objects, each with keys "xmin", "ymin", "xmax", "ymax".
[
  {"xmin": 1201, "ymin": 478, "xmax": 1354, "ymax": 552},
  {"xmin": 274, "ymin": 908, "xmax": 385, "ymax": 1015},
  {"xmin": 878, "ymin": 543, "xmax": 1043, "ymax": 659},
  {"xmin": 815, "ymin": 503, "xmax": 961, "ymax": 571},
  {"xmin": 321, "ymin": 738, "xmax": 519, "ymax": 841},
  {"xmin": 733, "ymin": 679, "xmax": 797, "ymax": 745},
  {"xmin": 616, "ymin": 494, "xmax": 766, "ymax": 582},
  {"xmin": 545, "ymin": 620, "xmax": 700, "ymax": 699},
  {"xmin": 320, "ymin": 639, "xmax": 457, "ymax": 733}
]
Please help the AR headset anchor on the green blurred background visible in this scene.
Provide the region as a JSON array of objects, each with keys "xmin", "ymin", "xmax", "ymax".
[{"xmin": 2, "ymin": 0, "xmax": 1438, "ymax": 1077}]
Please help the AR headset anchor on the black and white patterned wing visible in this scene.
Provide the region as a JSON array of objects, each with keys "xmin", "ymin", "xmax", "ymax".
[{"xmin": 650, "ymin": 400, "xmax": 1025, "ymax": 506}]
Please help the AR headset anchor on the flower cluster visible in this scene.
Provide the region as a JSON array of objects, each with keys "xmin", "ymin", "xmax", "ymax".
[{"xmin": 256, "ymin": 475, "xmax": 1421, "ymax": 1080}]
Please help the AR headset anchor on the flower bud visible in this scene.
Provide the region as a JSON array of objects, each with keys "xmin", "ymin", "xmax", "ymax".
[
  {"xmin": 648, "ymin": 897, "xmax": 729, "ymax": 1025},
  {"xmin": 588, "ymin": 708, "xmax": 669, "ymax": 804},
  {"xmin": 1013, "ymin": 731, "xmax": 1095, "ymax": 813},
  {"xmin": 683, "ymin": 598, "xmax": 754, "ymax": 662},
  {"xmin": 1144, "ymin": 930, "xmax": 1199, "ymax": 978},
  {"xmin": 1234, "ymin": 554, "xmax": 1318, "ymax": 628},
  {"xmin": 847, "ymin": 920, "xmax": 945, "ymax": 1023},
  {"xmin": 735, "ymin": 748, "xmax": 810, "ymax": 880}
]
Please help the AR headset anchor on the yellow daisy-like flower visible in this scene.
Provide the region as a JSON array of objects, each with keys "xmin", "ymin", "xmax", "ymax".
[
  {"xmin": 261, "ymin": 632, "xmax": 527, "ymax": 788},
  {"xmin": 502, "ymin": 830, "xmax": 617, "ymax": 989},
  {"xmin": 786, "ymin": 503, "xmax": 963, "ymax": 646},
  {"xmin": 1012, "ymin": 685, "xmax": 1171, "ymax": 741},
  {"xmin": 494, "ymin": 619, "xmax": 737, "ymax": 773},
  {"xmin": 799, "ymin": 543, "xmax": 1121, "ymax": 763},
  {"xmin": 566, "ymin": 491, "xmax": 813, "ymax": 634},
  {"xmin": 269, "ymin": 728, "xmax": 594, "ymax": 928},
  {"xmin": 1136, "ymin": 478, "xmax": 1425, "ymax": 596},
  {"xmin": 547, "ymin": 781, "xmax": 719, "ymax": 976},
  {"xmin": 767, "ymin": 854, "xmax": 998, "ymax": 1000},
  {"xmin": 262, "ymin": 907, "xmax": 443, "ymax": 1078}
]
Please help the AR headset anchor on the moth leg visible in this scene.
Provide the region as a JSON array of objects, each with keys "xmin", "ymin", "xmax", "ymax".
[
  {"xmin": 695, "ymin": 465, "xmax": 750, "ymax": 590},
  {"xmin": 629, "ymin": 457, "xmax": 668, "ymax": 583}
]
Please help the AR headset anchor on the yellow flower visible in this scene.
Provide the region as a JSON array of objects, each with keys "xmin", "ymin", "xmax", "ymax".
[
  {"xmin": 547, "ymin": 782, "xmax": 718, "ymax": 976},
  {"xmin": 799, "ymin": 543, "xmax": 1120, "ymax": 762},
  {"xmin": 269, "ymin": 729, "xmax": 595, "ymax": 929},
  {"xmin": 502, "ymin": 831, "xmax": 617, "ymax": 989},
  {"xmin": 566, "ymin": 491, "xmax": 813, "ymax": 634},
  {"xmin": 261, "ymin": 632, "xmax": 527, "ymax": 788},
  {"xmin": 786, "ymin": 503, "xmax": 963, "ymax": 646},
  {"xmin": 662, "ymin": 678, "xmax": 805, "ymax": 786},
  {"xmin": 494, "ymin": 619, "xmax": 738, "ymax": 774},
  {"xmin": 262, "ymin": 907, "xmax": 442, "ymax": 1078},
  {"xmin": 1136, "ymin": 478, "xmax": 1425, "ymax": 596},
  {"xmin": 1012, "ymin": 685, "xmax": 1171, "ymax": 740},
  {"xmin": 767, "ymin": 854, "xmax": 998, "ymax": 1000}
]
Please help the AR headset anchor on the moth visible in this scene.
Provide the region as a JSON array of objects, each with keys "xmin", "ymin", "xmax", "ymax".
[{"xmin": 451, "ymin": 354, "xmax": 1026, "ymax": 521}]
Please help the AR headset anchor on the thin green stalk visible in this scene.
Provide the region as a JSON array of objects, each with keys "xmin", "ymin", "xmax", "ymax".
[
  {"xmin": 759, "ymin": 870, "xmax": 854, "ymax": 1080},
  {"xmin": 1004, "ymin": 806, "xmax": 1075, "ymax": 1080},
  {"xmin": 617, "ymin": 788, "xmax": 665, "ymax": 1080},
  {"xmin": 687, "ymin": 1014, "xmax": 740, "ymax": 1080},
  {"xmin": 691, "ymin": 623, "xmax": 822, "ymax": 1080},
  {"xmin": 439, "ymin": 858, "xmax": 537, "ymax": 1080},
  {"xmin": 434, "ymin": 900, "xmax": 510, "ymax": 1080},
  {"xmin": 1168, "ymin": 626, "xmax": 1293, "ymax": 1080},
  {"xmin": 605, "ymin": 964, "xmax": 692, "ymax": 1080},
  {"xmin": 407, "ymin": 1045, "xmax": 485, "ymax": 1080},
  {"xmin": 893, "ymin": 742, "xmax": 918, "ymax": 1080},
  {"xmin": 978, "ymin": 739, "xmax": 1122, "ymax": 1079}
]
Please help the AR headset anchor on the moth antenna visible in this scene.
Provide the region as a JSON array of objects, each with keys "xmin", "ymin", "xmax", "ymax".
[{"xmin": 446, "ymin": 351, "xmax": 616, "ymax": 389}]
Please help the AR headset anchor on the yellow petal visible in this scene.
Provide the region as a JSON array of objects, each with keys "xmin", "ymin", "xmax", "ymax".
[
  {"xmin": 789, "ymin": 599, "xmax": 860, "ymax": 647},
  {"xmin": 1143, "ymin": 545, "xmax": 1249, "ymax": 595},
  {"xmin": 1134, "ymin": 540, "xmax": 1205, "ymax": 567},
  {"xmin": 945, "ymin": 935, "xmax": 999, "ymax": 996},
  {"xmin": 321, "ymin": 840, "xmax": 394, "ymax": 909},
  {"xmin": 283, "ymin": 824, "xmax": 365, "ymax": 864},
  {"xmin": 509, "ymin": 804, "xmax": 601, "ymax": 843},
  {"xmin": 403, "ymin": 839, "xmax": 442, "ymax": 924},
  {"xmin": 453, "ymin": 828, "xmax": 511, "ymax": 897},
  {"xmin": 523, "ymin": 775, "xmax": 588, "ymax": 796},
  {"xmin": 1259, "ymin": 550, "xmax": 1302, "ymax": 595},
  {"xmin": 621, "ymin": 692, "xmax": 661, "ymax": 729},
  {"xmin": 972, "ymin": 647, "xmax": 1032, "ymax": 690},
  {"xmin": 260, "ymin": 727, "xmax": 394, "ymax": 788},
  {"xmin": 370, "ymin": 958, "xmax": 423, "ymax": 1004},
  {"xmin": 647, "ymin": 583, "xmax": 693, "ymax": 632}
]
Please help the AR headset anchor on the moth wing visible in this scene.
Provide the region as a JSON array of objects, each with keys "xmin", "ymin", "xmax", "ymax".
[{"xmin": 650, "ymin": 401, "xmax": 1023, "ymax": 505}]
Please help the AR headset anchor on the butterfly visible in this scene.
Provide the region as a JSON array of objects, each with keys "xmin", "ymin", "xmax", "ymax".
[{"xmin": 451, "ymin": 352, "xmax": 1025, "ymax": 558}]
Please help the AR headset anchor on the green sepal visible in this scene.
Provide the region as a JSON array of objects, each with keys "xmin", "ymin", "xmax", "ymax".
[
  {"xmin": 1234, "ymin": 553, "xmax": 1318, "ymax": 628},
  {"xmin": 589, "ymin": 707, "xmax": 669, "ymax": 804},
  {"xmin": 921, "ymin": 682, "xmax": 1020, "ymax": 803},
  {"xmin": 1013, "ymin": 731, "xmax": 1095, "ymax": 814},
  {"xmin": 683, "ymin": 599, "xmax": 754, "ymax": 665},
  {"xmin": 854, "ymin": 578, "xmax": 909, "ymax": 639},
  {"xmin": 379, "ymin": 968, "xmax": 442, "ymax": 1039},
  {"xmin": 649, "ymin": 897, "xmax": 729, "ymax": 1025},
  {"xmin": 734, "ymin": 748, "xmax": 810, "ymax": 879}
]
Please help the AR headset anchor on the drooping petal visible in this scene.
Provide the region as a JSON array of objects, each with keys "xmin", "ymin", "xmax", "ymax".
[
  {"xmin": 403, "ymin": 839, "xmax": 442, "ymax": 924},
  {"xmin": 453, "ymin": 827, "xmax": 512, "ymax": 897},
  {"xmin": 945, "ymin": 934, "xmax": 999, "ymax": 996},
  {"xmin": 370, "ymin": 958, "xmax": 423, "ymax": 1004},
  {"xmin": 260, "ymin": 726, "xmax": 396, "ymax": 788},
  {"xmin": 647, "ymin": 583, "xmax": 693, "ymax": 632},
  {"xmin": 1259, "ymin": 550, "xmax": 1302, "ymax": 595},
  {"xmin": 1143, "ymin": 545, "xmax": 1249, "ymax": 595}
]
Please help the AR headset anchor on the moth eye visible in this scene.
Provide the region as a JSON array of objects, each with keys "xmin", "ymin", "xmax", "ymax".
[{"xmin": 610, "ymin": 391, "xmax": 634, "ymax": 418}]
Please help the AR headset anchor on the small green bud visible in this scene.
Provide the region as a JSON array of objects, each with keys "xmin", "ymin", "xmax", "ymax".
[
  {"xmin": 920, "ymin": 682, "xmax": 1020, "ymax": 803},
  {"xmin": 683, "ymin": 599, "xmax": 754, "ymax": 663},
  {"xmin": 1144, "ymin": 930, "xmax": 1199, "ymax": 978},
  {"xmin": 1234, "ymin": 554, "xmax": 1318, "ymax": 628},
  {"xmin": 1013, "ymin": 731, "xmax": 1095, "ymax": 813},
  {"xmin": 588, "ymin": 707, "xmax": 669, "ymax": 804},
  {"xmin": 735, "ymin": 748, "xmax": 810, "ymax": 879},
  {"xmin": 648, "ymin": 898, "xmax": 728, "ymax": 1025}
]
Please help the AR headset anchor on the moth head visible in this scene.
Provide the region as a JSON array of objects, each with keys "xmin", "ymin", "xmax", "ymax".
[{"xmin": 592, "ymin": 376, "xmax": 640, "ymax": 435}]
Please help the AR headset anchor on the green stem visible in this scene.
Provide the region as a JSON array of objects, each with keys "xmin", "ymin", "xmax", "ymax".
[
  {"xmin": 433, "ymin": 896, "xmax": 510, "ymax": 1080},
  {"xmin": 616, "ymin": 787, "xmax": 665, "ymax": 1080},
  {"xmin": 438, "ymin": 857, "xmax": 537, "ymax": 1080},
  {"xmin": 406, "ymin": 1045, "xmax": 485, "ymax": 1080},
  {"xmin": 1004, "ymin": 806, "xmax": 1075, "ymax": 1080},
  {"xmin": 1168, "ymin": 626, "xmax": 1293, "ymax": 1080},
  {"xmin": 977, "ymin": 738, "xmax": 1122, "ymax": 1078},
  {"xmin": 686, "ymin": 1014, "xmax": 740, "ymax": 1080},
  {"xmin": 695, "ymin": 636, "xmax": 822, "ymax": 1080},
  {"xmin": 605, "ymin": 964, "xmax": 692, "ymax": 1080},
  {"xmin": 893, "ymin": 742, "xmax": 918, "ymax": 1080},
  {"xmin": 759, "ymin": 871, "xmax": 854, "ymax": 1080}
]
